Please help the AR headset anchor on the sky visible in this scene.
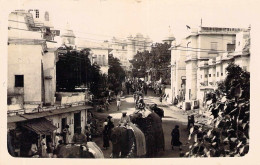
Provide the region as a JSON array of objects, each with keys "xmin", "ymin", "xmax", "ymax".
[{"xmin": 4, "ymin": 0, "xmax": 259, "ymax": 43}]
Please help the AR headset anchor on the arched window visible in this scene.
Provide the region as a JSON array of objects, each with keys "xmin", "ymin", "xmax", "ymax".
[{"xmin": 45, "ymin": 12, "xmax": 49, "ymax": 21}]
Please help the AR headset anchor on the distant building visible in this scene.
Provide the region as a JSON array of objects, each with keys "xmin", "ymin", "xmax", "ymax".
[
  {"xmin": 170, "ymin": 25, "xmax": 250, "ymax": 109},
  {"xmin": 163, "ymin": 26, "xmax": 176, "ymax": 45},
  {"xmin": 109, "ymin": 33, "xmax": 153, "ymax": 70},
  {"xmin": 76, "ymin": 39, "xmax": 111, "ymax": 74},
  {"xmin": 60, "ymin": 23, "xmax": 76, "ymax": 48}
]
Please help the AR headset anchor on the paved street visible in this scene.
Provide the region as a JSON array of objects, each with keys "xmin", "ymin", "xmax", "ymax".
[{"xmin": 92, "ymin": 90, "xmax": 191, "ymax": 158}]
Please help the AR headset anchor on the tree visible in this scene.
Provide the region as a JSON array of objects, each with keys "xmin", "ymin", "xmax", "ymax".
[
  {"xmin": 56, "ymin": 46, "xmax": 91, "ymax": 91},
  {"xmin": 108, "ymin": 54, "xmax": 126, "ymax": 95},
  {"xmin": 130, "ymin": 42, "xmax": 171, "ymax": 84},
  {"xmin": 130, "ymin": 50, "xmax": 150, "ymax": 78},
  {"xmin": 186, "ymin": 63, "xmax": 250, "ymax": 157},
  {"xmin": 56, "ymin": 46, "xmax": 109, "ymax": 99}
]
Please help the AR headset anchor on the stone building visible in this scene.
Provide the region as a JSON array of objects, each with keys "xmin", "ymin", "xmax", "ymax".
[
  {"xmin": 109, "ymin": 33, "xmax": 153, "ymax": 70},
  {"xmin": 7, "ymin": 10, "xmax": 91, "ymax": 157},
  {"xmin": 170, "ymin": 25, "xmax": 250, "ymax": 110}
]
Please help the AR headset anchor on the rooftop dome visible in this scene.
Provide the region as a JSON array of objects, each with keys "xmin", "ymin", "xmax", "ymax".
[
  {"xmin": 60, "ymin": 23, "xmax": 75, "ymax": 38},
  {"xmin": 163, "ymin": 26, "xmax": 175, "ymax": 42}
]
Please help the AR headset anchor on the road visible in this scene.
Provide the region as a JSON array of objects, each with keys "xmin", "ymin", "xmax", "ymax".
[{"xmin": 92, "ymin": 90, "xmax": 191, "ymax": 158}]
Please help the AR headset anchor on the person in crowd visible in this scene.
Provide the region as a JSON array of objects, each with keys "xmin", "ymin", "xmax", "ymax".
[
  {"xmin": 105, "ymin": 97, "xmax": 110, "ymax": 111},
  {"xmin": 144, "ymin": 83, "xmax": 148, "ymax": 95},
  {"xmin": 46, "ymin": 142, "xmax": 54, "ymax": 158},
  {"xmin": 159, "ymin": 95, "xmax": 163, "ymax": 104},
  {"xmin": 152, "ymin": 104, "xmax": 164, "ymax": 119},
  {"xmin": 107, "ymin": 115, "xmax": 114, "ymax": 139},
  {"xmin": 72, "ymin": 127, "xmax": 87, "ymax": 144},
  {"xmin": 137, "ymin": 98, "xmax": 145, "ymax": 110},
  {"xmin": 85, "ymin": 125, "xmax": 92, "ymax": 142},
  {"xmin": 40, "ymin": 135, "xmax": 48, "ymax": 157},
  {"xmin": 133, "ymin": 92, "xmax": 137, "ymax": 103},
  {"xmin": 135, "ymin": 93, "xmax": 140, "ymax": 105},
  {"xmin": 119, "ymin": 112, "xmax": 130, "ymax": 126},
  {"xmin": 53, "ymin": 140, "xmax": 64, "ymax": 158},
  {"xmin": 54, "ymin": 133, "xmax": 60, "ymax": 148},
  {"xmin": 28, "ymin": 140, "xmax": 38, "ymax": 157},
  {"xmin": 194, "ymin": 126, "xmax": 204, "ymax": 143},
  {"xmin": 102, "ymin": 122, "xmax": 110, "ymax": 150},
  {"xmin": 158, "ymin": 87, "xmax": 162, "ymax": 95},
  {"xmin": 171, "ymin": 125, "xmax": 182, "ymax": 151},
  {"xmin": 187, "ymin": 115, "xmax": 195, "ymax": 130},
  {"xmin": 63, "ymin": 124, "xmax": 71, "ymax": 144},
  {"xmin": 116, "ymin": 96, "xmax": 121, "ymax": 111}
]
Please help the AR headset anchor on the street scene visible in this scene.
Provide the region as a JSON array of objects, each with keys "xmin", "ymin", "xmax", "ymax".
[{"xmin": 6, "ymin": 0, "xmax": 251, "ymax": 159}]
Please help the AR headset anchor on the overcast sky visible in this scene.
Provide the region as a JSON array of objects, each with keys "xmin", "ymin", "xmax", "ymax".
[{"xmin": 7, "ymin": 0, "xmax": 259, "ymax": 43}]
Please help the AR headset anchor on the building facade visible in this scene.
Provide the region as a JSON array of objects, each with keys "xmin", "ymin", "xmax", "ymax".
[
  {"xmin": 109, "ymin": 34, "xmax": 153, "ymax": 70},
  {"xmin": 76, "ymin": 39, "xmax": 111, "ymax": 74},
  {"xmin": 170, "ymin": 26, "xmax": 250, "ymax": 110},
  {"xmin": 7, "ymin": 10, "xmax": 92, "ymax": 157}
]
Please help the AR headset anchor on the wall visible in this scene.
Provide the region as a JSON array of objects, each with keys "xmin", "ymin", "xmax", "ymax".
[
  {"xmin": 185, "ymin": 60, "xmax": 197, "ymax": 101},
  {"xmin": 42, "ymin": 48, "xmax": 57, "ymax": 105},
  {"xmin": 46, "ymin": 108, "xmax": 87, "ymax": 143},
  {"xmin": 198, "ymin": 35, "xmax": 236, "ymax": 59},
  {"xmin": 8, "ymin": 44, "xmax": 43, "ymax": 103}
]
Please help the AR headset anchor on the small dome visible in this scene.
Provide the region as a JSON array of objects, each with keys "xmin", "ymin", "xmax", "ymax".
[
  {"xmin": 163, "ymin": 26, "xmax": 176, "ymax": 41},
  {"xmin": 136, "ymin": 33, "xmax": 144, "ymax": 38},
  {"xmin": 61, "ymin": 23, "xmax": 75, "ymax": 38}
]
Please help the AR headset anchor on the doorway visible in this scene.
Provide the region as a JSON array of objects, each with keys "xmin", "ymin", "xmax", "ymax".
[
  {"xmin": 61, "ymin": 118, "xmax": 67, "ymax": 143},
  {"xmin": 74, "ymin": 112, "xmax": 81, "ymax": 133}
]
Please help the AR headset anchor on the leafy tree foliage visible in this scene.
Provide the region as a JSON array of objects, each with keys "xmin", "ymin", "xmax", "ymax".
[
  {"xmin": 56, "ymin": 46, "xmax": 106, "ymax": 97},
  {"xmin": 186, "ymin": 63, "xmax": 250, "ymax": 157},
  {"xmin": 130, "ymin": 43, "xmax": 171, "ymax": 84},
  {"xmin": 108, "ymin": 54, "xmax": 126, "ymax": 95}
]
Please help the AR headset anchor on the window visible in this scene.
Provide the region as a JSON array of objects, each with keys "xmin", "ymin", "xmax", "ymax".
[
  {"xmin": 227, "ymin": 44, "xmax": 235, "ymax": 52},
  {"xmin": 217, "ymin": 72, "xmax": 219, "ymax": 77},
  {"xmin": 35, "ymin": 10, "xmax": 39, "ymax": 18},
  {"xmin": 103, "ymin": 55, "xmax": 105, "ymax": 66},
  {"xmin": 221, "ymin": 73, "xmax": 223, "ymax": 76},
  {"xmin": 213, "ymin": 74, "xmax": 215, "ymax": 77},
  {"xmin": 209, "ymin": 74, "xmax": 211, "ymax": 77},
  {"xmin": 15, "ymin": 75, "xmax": 24, "ymax": 87},
  {"xmin": 201, "ymin": 75, "xmax": 202, "ymax": 79},
  {"xmin": 211, "ymin": 42, "xmax": 218, "ymax": 50},
  {"xmin": 205, "ymin": 74, "xmax": 207, "ymax": 78}
]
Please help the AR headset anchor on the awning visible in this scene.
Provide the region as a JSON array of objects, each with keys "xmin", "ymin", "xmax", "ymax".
[
  {"xmin": 8, "ymin": 105, "xmax": 93, "ymax": 123},
  {"xmin": 7, "ymin": 123, "xmax": 16, "ymax": 130},
  {"xmin": 21, "ymin": 118, "xmax": 57, "ymax": 135}
]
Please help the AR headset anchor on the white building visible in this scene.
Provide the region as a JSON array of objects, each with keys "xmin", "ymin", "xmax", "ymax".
[
  {"xmin": 76, "ymin": 39, "xmax": 111, "ymax": 74},
  {"xmin": 170, "ymin": 26, "xmax": 250, "ymax": 110},
  {"xmin": 109, "ymin": 33, "xmax": 153, "ymax": 70},
  {"xmin": 7, "ymin": 10, "xmax": 91, "ymax": 157}
]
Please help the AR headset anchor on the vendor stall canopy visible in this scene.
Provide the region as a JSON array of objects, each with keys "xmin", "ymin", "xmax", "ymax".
[{"xmin": 21, "ymin": 118, "xmax": 57, "ymax": 135}]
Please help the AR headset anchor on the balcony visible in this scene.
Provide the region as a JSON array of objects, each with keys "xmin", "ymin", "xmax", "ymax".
[
  {"xmin": 198, "ymin": 61, "xmax": 208, "ymax": 68},
  {"xmin": 222, "ymin": 52, "xmax": 234, "ymax": 61},
  {"xmin": 216, "ymin": 56, "xmax": 222, "ymax": 64},
  {"xmin": 7, "ymin": 92, "xmax": 88, "ymax": 116},
  {"xmin": 208, "ymin": 58, "xmax": 216, "ymax": 66}
]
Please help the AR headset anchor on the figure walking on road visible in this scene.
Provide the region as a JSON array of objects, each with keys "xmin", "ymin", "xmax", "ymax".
[
  {"xmin": 171, "ymin": 125, "xmax": 182, "ymax": 151},
  {"xmin": 116, "ymin": 96, "xmax": 121, "ymax": 111},
  {"xmin": 102, "ymin": 122, "xmax": 110, "ymax": 150}
]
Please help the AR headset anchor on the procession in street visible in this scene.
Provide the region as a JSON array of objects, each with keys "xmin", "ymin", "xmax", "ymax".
[{"xmin": 5, "ymin": 0, "xmax": 251, "ymax": 159}]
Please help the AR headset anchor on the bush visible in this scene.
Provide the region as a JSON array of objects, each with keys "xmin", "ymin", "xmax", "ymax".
[{"xmin": 185, "ymin": 63, "xmax": 250, "ymax": 157}]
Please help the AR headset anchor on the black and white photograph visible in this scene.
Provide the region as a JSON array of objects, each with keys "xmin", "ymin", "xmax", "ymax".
[{"xmin": 0, "ymin": 0, "xmax": 259, "ymax": 164}]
